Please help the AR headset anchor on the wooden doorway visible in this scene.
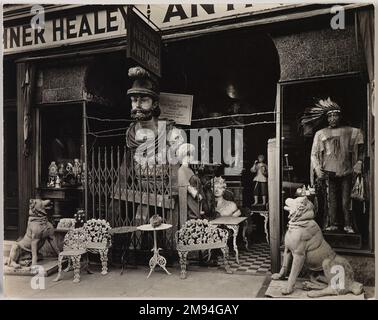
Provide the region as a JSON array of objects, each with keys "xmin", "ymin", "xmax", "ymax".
[{"xmin": 4, "ymin": 99, "xmax": 19, "ymax": 240}]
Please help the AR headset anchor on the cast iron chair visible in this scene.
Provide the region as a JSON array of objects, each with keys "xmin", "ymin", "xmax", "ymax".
[
  {"xmin": 53, "ymin": 228, "xmax": 91, "ymax": 283},
  {"xmin": 176, "ymin": 219, "xmax": 232, "ymax": 279},
  {"xmin": 83, "ymin": 219, "xmax": 112, "ymax": 275}
]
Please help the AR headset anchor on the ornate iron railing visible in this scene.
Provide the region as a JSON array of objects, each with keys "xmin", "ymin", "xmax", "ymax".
[{"xmin": 86, "ymin": 146, "xmax": 178, "ymax": 254}]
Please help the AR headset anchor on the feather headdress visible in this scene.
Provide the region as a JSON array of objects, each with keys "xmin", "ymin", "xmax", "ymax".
[{"xmin": 299, "ymin": 97, "xmax": 341, "ymax": 137}]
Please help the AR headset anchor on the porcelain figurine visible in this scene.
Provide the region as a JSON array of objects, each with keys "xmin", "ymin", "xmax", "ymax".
[
  {"xmin": 48, "ymin": 161, "xmax": 58, "ymax": 187},
  {"xmin": 73, "ymin": 158, "xmax": 82, "ymax": 183},
  {"xmin": 55, "ymin": 175, "xmax": 61, "ymax": 188},
  {"xmin": 65, "ymin": 162, "xmax": 76, "ymax": 185},
  {"xmin": 58, "ymin": 163, "xmax": 65, "ymax": 177}
]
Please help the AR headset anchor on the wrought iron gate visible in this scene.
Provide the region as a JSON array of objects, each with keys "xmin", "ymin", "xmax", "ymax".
[{"xmin": 86, "ymin": 145, "xmax": 178, "ymax": 254}]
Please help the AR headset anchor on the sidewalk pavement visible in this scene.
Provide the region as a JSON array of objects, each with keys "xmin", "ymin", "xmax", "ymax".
[{"xmin": 3, "ymin": 265, "xmax": 268, "ymax": 299}]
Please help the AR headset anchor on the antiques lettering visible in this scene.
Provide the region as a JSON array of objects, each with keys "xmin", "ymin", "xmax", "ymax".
[
  {"xmin": 163, "ymin": 4, "xmax": 254, "ymax": 22},
  {"xmin": 130, "ymin": 25, "xmax": 159, "ymax": 55},
  {"xmin": 126, "ymin": 7, "xmax": 161, "ymax": 77},
  {"xmin": 129, "ymin": 28, "xmax": 160, "ymax": 72}
]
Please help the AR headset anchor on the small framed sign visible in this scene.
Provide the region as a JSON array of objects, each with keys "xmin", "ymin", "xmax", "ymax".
[{"xmin": 159, "ymin": 92, "xmax": 193, "ymax": 125}]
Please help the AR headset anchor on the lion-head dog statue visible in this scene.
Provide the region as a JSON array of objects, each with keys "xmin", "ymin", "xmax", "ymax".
[
  {"xmin": 5, "ymin": 199, "xmax": 60, "ymax": 269},
  {"xmin": 271, "ymin": 196, "xmax": 363, "ymax": 297}
]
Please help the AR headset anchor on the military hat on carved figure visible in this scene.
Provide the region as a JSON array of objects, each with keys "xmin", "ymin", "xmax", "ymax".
[{"xmin": 127, "ymin": 66, "xmax": 159, "ymax": 99}]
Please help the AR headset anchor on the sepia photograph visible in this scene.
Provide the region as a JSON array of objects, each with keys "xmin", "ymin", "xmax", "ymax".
[{"xmin": 1, "ymin": 2, "xmax": 376, "ymax": 303}]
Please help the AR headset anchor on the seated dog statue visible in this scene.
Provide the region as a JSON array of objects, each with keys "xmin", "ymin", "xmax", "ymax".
[
  {"xmin": 271, "ymin": 196, "xmax": 363, "ymax": 297},
  {"xmin": 5, "ymin": 199, "xmax": 60, "ymax": 269}
]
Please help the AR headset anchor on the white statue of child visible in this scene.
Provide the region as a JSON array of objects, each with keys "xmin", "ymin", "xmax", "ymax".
[{"xmin": 251, "ymin": 154, "xmax": 268, "ymax": 206}]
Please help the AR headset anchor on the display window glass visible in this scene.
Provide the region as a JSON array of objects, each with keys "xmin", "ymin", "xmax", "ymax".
[{"xmin": 38, "ymin": 105, "xmax": 83, "ymax": 188}]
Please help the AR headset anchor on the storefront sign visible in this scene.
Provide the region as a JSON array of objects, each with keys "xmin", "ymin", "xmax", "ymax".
[
  {"xmin": 3, "ymin": 4, "xmax": 288, "ymax": 54},
  {"xmin": 159, "ymin": 92, "xmax": 193, "ymax": 126},
  {"xmin": 3, "ymin": 7, "xmax": 128, "ymax": 54},
  {"xmin": 135, "ymin": 4, "xmax": 287, "ymax": 29},
  {"xmin": 126, "ymin": 7, "xmax": 161, "ymax": 77}
]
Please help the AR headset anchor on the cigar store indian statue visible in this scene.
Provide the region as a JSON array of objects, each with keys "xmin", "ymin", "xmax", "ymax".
[
  {"xmin": 300, "ymin": 98, "xmax": 365, "ymax": 234},
  {"xmin": 112, "ymin": 67, "xmax": 184, "ymax": 231}
]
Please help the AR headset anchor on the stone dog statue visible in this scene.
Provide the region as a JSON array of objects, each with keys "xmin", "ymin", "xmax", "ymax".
[
  {"xmin": 5, "ymin": 199, "xmax": 60, "ymax": 269},
  {"xmin": 271, "ymin": 196, "xmax": 363, "ymax": 297}
]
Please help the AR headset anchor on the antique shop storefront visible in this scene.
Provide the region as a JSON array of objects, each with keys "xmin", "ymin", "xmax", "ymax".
[{"xmin": 3, "ymin": 3, "xmax": 375, "ymax": 276}]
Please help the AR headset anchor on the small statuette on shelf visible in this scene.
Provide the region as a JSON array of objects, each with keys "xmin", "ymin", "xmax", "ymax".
[
  {"xmin": 47, "ymin": 177, "xmax": 55, "ymax": 188},
  {"xmin": 55, "ymin": 175, "xmax": 61, "ymax": 188},
  {"xmin": 66, "ymin": 162, "xmax": 74, "ymax": 175},
  {"xmin": 65, "ymin": 162, "xmax": 76, "ymax": 185},
  {"xmin": 58, "ymin": 163, "xmax": 65, "ymax": 177},
  {"xmin": 73, "ymin": 158, "xmax": 82, "ymax": 184},
  {"xmin": 48, "ymin": 161, "xmax": 58, "ymax": 187},
  {"xmin": 49, "ymin": 161, "xmax": 58, "ymax": 176}
]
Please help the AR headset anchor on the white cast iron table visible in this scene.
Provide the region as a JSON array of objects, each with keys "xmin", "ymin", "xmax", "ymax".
[
  {"xmin": 209, "ymin": 216, "xmax": 247, "ymax": 264},
  {"xmin": 137, "ymin": 223, "xmax": 172, "ymax": 278}
]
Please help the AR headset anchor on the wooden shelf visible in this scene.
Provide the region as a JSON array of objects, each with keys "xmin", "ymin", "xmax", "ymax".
[{"xmin": 37, "ymin": 186, "xmax": 84, "ymax": 191}]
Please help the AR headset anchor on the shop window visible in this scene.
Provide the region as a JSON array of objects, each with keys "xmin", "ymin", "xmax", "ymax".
[
  {"xmin": 38, "ymin": 105, "xmax": 83, "ymax": 188},
  {"xmin": 281, "ymin": 75, "xmax": 371, "ymax": 250}
]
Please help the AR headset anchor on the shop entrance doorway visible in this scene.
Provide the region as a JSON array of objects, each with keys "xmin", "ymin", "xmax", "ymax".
[
  {"xmin": 4, "ymin": 102, "xmax": 18, "ymax": 240},
  {"xmin": 161, "ymin": 30, "xmax": 281, "ymax": 273},
  {"xmin": 4, "ymin": 59, "xmax": 18, "ymax": 240},
  {"xmin": 281, "ymin": 74, "xmax": 371, "ymax": 251}
]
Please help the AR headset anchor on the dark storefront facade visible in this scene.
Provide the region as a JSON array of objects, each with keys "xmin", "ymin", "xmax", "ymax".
[{"xmin": 3, "ymin": 3, "xmax": 375, "ymax": 276}]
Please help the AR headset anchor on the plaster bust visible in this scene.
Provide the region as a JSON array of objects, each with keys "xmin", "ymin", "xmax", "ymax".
[{"xmin": 212, "ymin": 176, "xmax": 241, "ymax": 217}]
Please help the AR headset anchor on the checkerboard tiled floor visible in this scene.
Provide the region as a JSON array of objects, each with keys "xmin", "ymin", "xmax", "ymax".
[{"xmin": 216, "ymin": 242, "xmax": 271, "ymax": 274}]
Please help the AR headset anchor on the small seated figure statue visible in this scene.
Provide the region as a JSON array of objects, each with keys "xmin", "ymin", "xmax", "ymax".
[{"xmin": 211, "ymin": 176, "xmax": 241, "ymax": 217}]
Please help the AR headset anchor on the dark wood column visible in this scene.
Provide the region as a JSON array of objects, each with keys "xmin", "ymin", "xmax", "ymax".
[{"xmin": 17, "ymin": 62, "xmax": 36, "ymax": 236}]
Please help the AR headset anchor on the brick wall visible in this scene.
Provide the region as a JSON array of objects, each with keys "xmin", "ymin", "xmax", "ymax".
[{"xmin": 272, "ymin": 24, "xmax": 367, "ymax": 81}]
